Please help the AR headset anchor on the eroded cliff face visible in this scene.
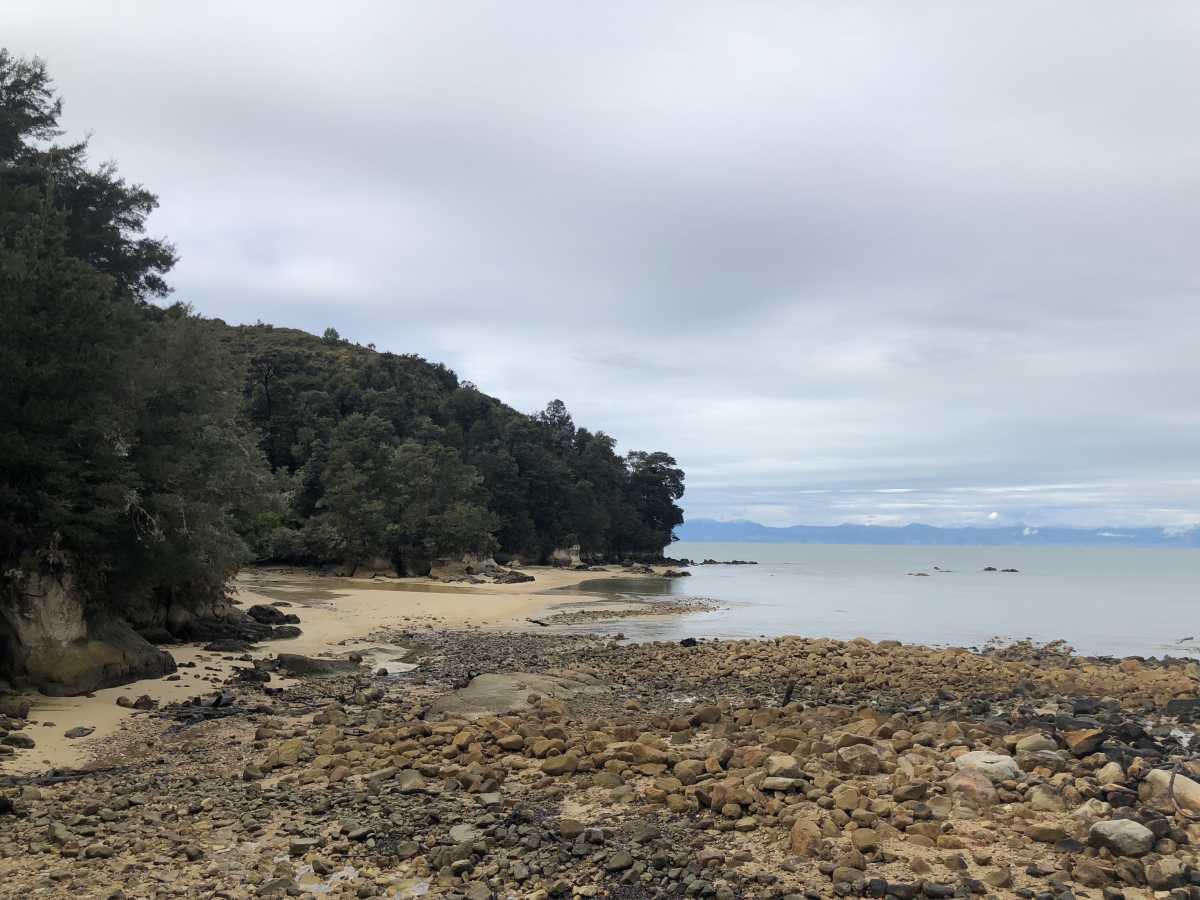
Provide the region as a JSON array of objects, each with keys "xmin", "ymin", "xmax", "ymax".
[
  {"xmin": 117, "ymin": 581, "xmax": 237, "ymax": 645},
  {"xmin": 548, "ymin": 545, "xmax": 583, "ymax": 568},
  {"xmin": 0, "ymin": 568, "xmax": 176, "ymax": 696}
]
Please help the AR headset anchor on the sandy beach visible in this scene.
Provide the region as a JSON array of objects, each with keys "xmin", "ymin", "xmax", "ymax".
[{"xmin": 0, "ymin": 565, "xmax": 646, "ymax": 776}]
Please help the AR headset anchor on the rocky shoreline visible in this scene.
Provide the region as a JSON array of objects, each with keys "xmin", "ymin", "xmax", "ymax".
[
  {"xmin": 531, "ymin": 598, "xmax": 721, "ymax": 628},
  {"xmin": 3, "ymin": 621, "xmax": 1200, "ymax": 899}
]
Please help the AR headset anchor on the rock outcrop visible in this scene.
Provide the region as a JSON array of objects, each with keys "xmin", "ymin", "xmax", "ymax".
[
  {"xmin": 0, "ymin": 563, "xmax": 291, "ymax": 697},
  {"xmin": 0, "ymin": 569, "xmax": 177, "ymax": 696},
  {"xmin": 548, "ymin": 544, "xmax": 583, "ymax": 568}
]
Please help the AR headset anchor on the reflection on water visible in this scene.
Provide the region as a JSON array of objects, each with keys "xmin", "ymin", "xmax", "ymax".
[
  {"xmin": 548, "ymin": 577, "xmax": 675, "ymax": 599},
  {"xmin": 548, "ymin": 543, "xmax": 1200, "ymax": 658},
  {"xmin": 235, "ymin": 569, "xmax": 480, "ymax": 606}
]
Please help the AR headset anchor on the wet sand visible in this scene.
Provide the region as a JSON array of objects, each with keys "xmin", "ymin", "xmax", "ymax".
[{"xmin": 1, "ymin": 565, "xmax": 656, "ymax": 775}]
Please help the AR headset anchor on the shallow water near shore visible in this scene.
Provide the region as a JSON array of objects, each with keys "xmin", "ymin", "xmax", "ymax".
[{"xmin": 557, "ymin": 542, "xmax": 1200, "ymax": 658}]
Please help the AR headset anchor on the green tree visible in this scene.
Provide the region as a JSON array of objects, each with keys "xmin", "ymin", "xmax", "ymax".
[
  {"xmin": 108, "ymin": 306, "xmax": 270, "ymax": 606},
  {"xmin": 622, "ymin": 451, "xmax": 686, "ymax": 554},
  {"xmin": 311, "ymin": 414, "xmax": 398, "ymax": 566},
  {"xmin": 0, "ymin": 50, "xmax": 267, "ymax": 647},
  {"xmin": 389, "ymin": 441, "xmax": 496, "ymax": 566}
]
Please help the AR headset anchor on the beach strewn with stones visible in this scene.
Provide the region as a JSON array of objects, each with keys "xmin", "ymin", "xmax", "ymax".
[
  {"xmin": 7, "ymin": 23, "xmax": 1200, "ymax": 900},
  {"xmin": 6, "ymin": 601, "xmax": 1200, "ymax": 900}
]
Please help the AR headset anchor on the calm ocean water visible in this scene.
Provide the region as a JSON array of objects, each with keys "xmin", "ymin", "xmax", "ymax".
[{"xmin": 555, "ymin": 542, "xmax": 1200, "ymax": 658}]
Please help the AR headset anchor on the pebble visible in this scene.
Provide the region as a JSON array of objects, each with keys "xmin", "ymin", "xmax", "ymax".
[{"xmin": 2, "ymin": 626, "xmax": 1199, "ymax": 900}]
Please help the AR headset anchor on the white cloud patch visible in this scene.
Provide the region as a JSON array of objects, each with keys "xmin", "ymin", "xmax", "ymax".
[{"xmin": 7, "ymin": 2, "xmax": 1200, "ymax": 528}]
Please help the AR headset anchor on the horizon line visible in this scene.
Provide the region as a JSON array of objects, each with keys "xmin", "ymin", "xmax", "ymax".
[{"xmin": 681, "ymin": 517, "xmax": 1198, "ymax": 533}]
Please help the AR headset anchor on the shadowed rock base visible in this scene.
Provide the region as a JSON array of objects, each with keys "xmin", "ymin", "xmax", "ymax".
[
  {"xmin": 20, "ymin": 617, "xmax": 177, "ymax": 697},
  {"xmin": 1, "ymin": 569, "xmax": 179, "ymax": 696}
]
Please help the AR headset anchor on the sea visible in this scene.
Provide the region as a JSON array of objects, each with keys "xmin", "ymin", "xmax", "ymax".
[{"xmin": 553, "ymin": 542, "xmax": 1200, "ymax": 659}]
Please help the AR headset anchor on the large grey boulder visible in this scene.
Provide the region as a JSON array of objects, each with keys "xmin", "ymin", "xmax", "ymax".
[
  {"xmin": 1014, "ymin": 733, "xmax": 1058, "ymax": 753},
  {"xmin": 1088, "ymin": 819, "xmax": 1155, "ymax": 857},
  {"xmin": 275, "ymin": 654, "xmax": 362, "ymax": 676},
  {"xmin": 426, "ymin": 671, "xmax": 603, "ymax": 720},
  {"xmin": 954, "ymin": 751, "xmax": 1021, "ymax": 783}
]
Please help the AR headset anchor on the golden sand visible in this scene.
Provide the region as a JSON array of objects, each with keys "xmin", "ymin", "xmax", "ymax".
[{"xmin": 3, "ymin": 565, "xmax": 636, "ymax": 774}]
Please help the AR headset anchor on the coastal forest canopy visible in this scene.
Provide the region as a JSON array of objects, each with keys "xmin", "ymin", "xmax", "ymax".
[
  {"xmin": 226, "ymin": 324, "xmax": 685, "ymax": 570},
  {"xmin": 0, "ymin": 50, "xmax": 683, "ymax": 683}
]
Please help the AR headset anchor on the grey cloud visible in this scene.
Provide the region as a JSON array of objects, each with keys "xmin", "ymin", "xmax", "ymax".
[{"xmin": 5, "ymin": 1, "xmax": 1199, "ymax": 527}]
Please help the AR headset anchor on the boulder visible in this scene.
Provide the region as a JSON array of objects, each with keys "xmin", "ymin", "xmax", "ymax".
[
  {"xmin": 1088, "ymin": 819, "xmax": 1155, "ymax": 857},
  {"xmin": 761, "ymin": 776, "xmax": 799, "ymax": 791},
  {"xmin": 789, "ymin": 817, "xmax": 824, "ymax": 858},
  {"xmin": 832, "ymin": 785, "xmax": 860, "ymax": 811},
  {"xmin": 1014, "ymin": 733, "xmax": 1058, "ymax": 753},
  {"xmin": 1028, "ymin": 784, "xmax": 1066, "ymax": 812},
  {"xmin": 28, "ymin": 619, "xmax": 176, "ymax": 697},
  {"xmin": 542, "ymin": 753, "xmax": 579, "ymax": 776},
  {"xmin": 204, "ymin": 639, "xmax": 256, "ymax": 653},
  {"xmin": 494, "ymin": 570, "xmax": 534, "ymax": 584},
  {"xmin": 1016, "ymin": 749, "xmax": 1068, "ymax": 773},
  {"xmin": 275, "ymin": 654, "xmax": 361, "ymax": 676},
  {"xmin": 836, "ymin": 744, "xmax": 882, "ymax": 775},
  {"xmin": 1165, "ymin": 698, "xmax": 1200, "ymax": 716},
  {"xmin": 954, "ymin": 750, "xmax": 1020, "ymax": 783},
  {"xmin": 1027, "ymin": 822, "xmax": 1068, "ymax": 843},
  {"xmin": 396, "ymin": 770, "xmax": 427, "ymax": 793},
  {"xmin": 0, "ymin": 696, "xmax": 30, "ymax": 719},
  {"xmin": 1141, "ymin": 767, "xmax": 1200, "ymax": 815},
  {"xmin": 1096, "ymin": 761, "xmax": 1125, "ymax": 784},
  {"xmin": 426, "ymin": 672, "xmax": 602, "ymax": 720},
  {"xmin": 946, "ymin": 769, "xmax": 998, "ymax": 807},
  {"xmin": 1146, "ymin": 857, "xmax": 1187, "ymax": 891},
  {"xmin": 1063, "ymin": 727, "xmax": 1105, "ymax": 756},
  {"xmin": 1071, "ymin": 860, "xmax": 1113, "ymax": 888},
  {"xmin": 764, "ymin": 753, "xmax": 803, "ymax": 779},
  {"xmin": 894, "ymin": 781, "xmax": 929, "ymax": 802},
  {"xmin": 246, "ymin": 604, "xmax": 299, "ymax": 626},
  {"xmin": 265, "ymin": 738, "xmax": 307, "ymax": 769}
]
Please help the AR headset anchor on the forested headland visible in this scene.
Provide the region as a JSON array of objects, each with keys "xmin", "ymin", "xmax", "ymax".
[{"xmin": 0, "ymin": 51, "xmax": 683, "ymax": 695}]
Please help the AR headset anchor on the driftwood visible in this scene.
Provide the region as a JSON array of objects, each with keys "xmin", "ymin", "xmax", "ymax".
[
  {"xmin": 780, "ymin": 679, "xmax": 797, "ymax": 707},
  {"xmin": 1, "ymin": 764, "xmax": 134, "ymax": 788}
]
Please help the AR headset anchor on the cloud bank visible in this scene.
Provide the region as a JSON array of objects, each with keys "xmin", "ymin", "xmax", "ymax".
[{"xmin": 7, "ymin": 2, "xmax": 1200, "ymax": 527}]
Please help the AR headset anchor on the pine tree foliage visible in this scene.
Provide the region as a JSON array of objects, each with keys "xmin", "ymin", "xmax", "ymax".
[{"xmin": 0, "ymin": 48, "xmax": 684, "ymax": 616}]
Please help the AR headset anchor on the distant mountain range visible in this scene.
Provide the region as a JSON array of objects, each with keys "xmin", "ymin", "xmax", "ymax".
[{"xmin": 676, "ymin": 518, "xmax": 1200, "ymax": 548}]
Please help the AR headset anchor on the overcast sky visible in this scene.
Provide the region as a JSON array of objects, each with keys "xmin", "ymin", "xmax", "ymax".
[{"xmin": 8, "ymin": 2, "xmax": 1200, "ymax": 528}]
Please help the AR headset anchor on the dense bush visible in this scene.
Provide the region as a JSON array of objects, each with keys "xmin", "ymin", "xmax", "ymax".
[
  {"xmin": 0, "ymin": 49, "xmax": 684, "ymax": 615},
  {"xmin": 225, "ymin": 323, "xmax": 684, "ymax": 569}
]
